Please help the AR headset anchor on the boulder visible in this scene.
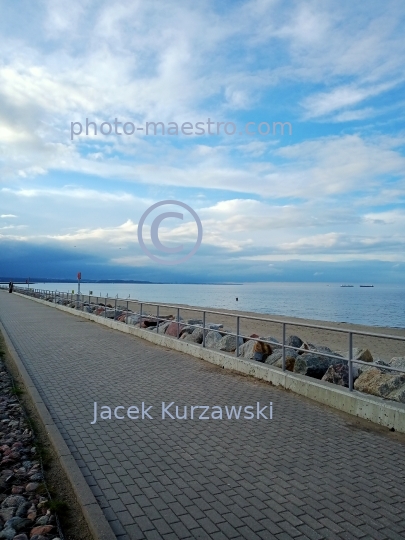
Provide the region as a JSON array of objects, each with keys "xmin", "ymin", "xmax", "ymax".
[
  {"xmin": 294, "ymin": 352, "xmax": 341, "ymax": 379},
  {"xmin": 389, "ymin": 357, "xmax": 405, "ymax": 371},
  {"xmin": 268, "ymin": 349, "xmax": 298, "ymax": 371},
  {"xmin": 265, "ymin": 350, "xmax": 282, "ymax": 365},
  {"xmin": 321, "ymin": 363, "xmax": 349, "ymax": 387},
  {"xmin": 342, "ymin": 348, "xmax": 373, "ymax": 362},
  {"xmin": 286, "ymin": 335, "xmax": 303, "ymax": 349},
  {"xmin": 179, "ymin": 326, "xmax": 194, "ymax": 336},
  {"xmin": 165, "ymin": 322, "xmax": 185, "ymax": 337},
  {"xmin": 298, "ymin": 342, "xmax": 316, "ymax": 354},
  {"xmin": 354, "ymin": 368, "xmax": 405, "ymax": 398},
  {"xmin": 239, "ymin": 339, "xmax": 272, "ymax": 362},
  {"xmin": 205, "ymin": 331, "xmax": 223, "ymax": 349},
  {"xmin": 358, "ymin": 358, "xmax": 389, "ymax": 376},
  {"xmin": 184, "ymin": 328, "xmax": 204, "ymax": 344},
  {"xmin": 158, "ymin": 321, "xmax": 172, "ymax": 333},
  {"xmin": 260, "ymin": 337, "xmax": 282, "ymax": 350},
  {"xmin": 386, "ymin": 383, "xmax": 405, "ymax": 403},
  {"xmin": 218, "ymin": 334, "xmax": 244, "ymax": 352},
  {"xmin": 187, "ymin": 319, "xmax": 203, "ymax": 325}
]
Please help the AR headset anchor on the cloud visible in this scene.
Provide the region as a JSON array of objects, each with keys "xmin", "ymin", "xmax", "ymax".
[{"xmin": 1, "ymin": 214, "xmax": 17, "ymax": 218}]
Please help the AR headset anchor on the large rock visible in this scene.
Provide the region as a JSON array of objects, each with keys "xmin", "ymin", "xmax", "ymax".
[
  {"xmin": 238, "ymin": 339, "xmax": 272, "ymax": 362},
  {"xmin": 294, "ymin": 352, "xmax": 341, "ymax": 379},
  {"xmin": 268, "ymin": 349, "xmax": 298, "ymax": 371},
  {"xmin": 265, "ymin": 350, "xmax": 282, "ymax": 365},
  {"xmin": 183, "ymin": 328, "xmax": 204, "ymax": 344},
  {"xmin": 165, "ymin": 322, "xmax": 186, "ymax": 337},
  {"xmin": 321, "ymin": 363, "xmax": 349, "ymax": 387},
  {"xmin": 354, "ymin": 368, "xmax": 405, "ymax": 398},
  {"xmin": 342, "ymin": 348, "xmax": 373, "ymax": 362},
  {"xmin": 260, "ymin": 337, "xmax": 281, "ymax": 350},
  {"xmin": 205, "ymin": 330, "xmax": 223, "ymax": 349},
  {"xmin": 386, "ymin": 383, "xmax": 405, "ymax": 403},
  {"xmin": 389, "ymin": 357, "xmax": 405, "ymax": 371},
  {"xmin": 358, "ymin": 358, "xmax": 389, "ymax": 376},
  {"xmin": 286, "ymin": 335, "xmax": 303, "ymax": 349},
  {"xmin": 218, "ymin": 334, "xmax": 244, "ymax": 352}
]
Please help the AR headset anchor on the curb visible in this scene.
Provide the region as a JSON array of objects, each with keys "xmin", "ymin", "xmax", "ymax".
[
  {"xmin": 0, "ymin": 316, "xmax": 117, "ymax": 540},
  {"xmin": 10, "ymin": 291, "xmax": 405, "ymax": 434}
]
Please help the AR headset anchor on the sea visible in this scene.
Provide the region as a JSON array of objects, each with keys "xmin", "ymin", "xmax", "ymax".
[{"xmin": 19, "ymin": 282, "xmax": 405, "ymax": 329}]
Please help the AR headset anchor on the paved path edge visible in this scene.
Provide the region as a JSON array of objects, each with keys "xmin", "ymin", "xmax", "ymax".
[
  {"xmin": 0, "ymin": 317, "xmax": 117, "ymax": 540},
  {"xmin": 11, "ymin": 291, "xmax": 405, "ymax": 434}
]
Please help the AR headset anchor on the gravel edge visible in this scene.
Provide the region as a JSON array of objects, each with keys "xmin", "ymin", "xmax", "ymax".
[{"xmin": 0, "ymin": 320, "xmax": 116, "ymax": 540}]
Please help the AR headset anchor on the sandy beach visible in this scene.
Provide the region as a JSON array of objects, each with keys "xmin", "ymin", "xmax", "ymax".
[{"xmin": 127, "ymin": 299, "xmax": 405, "ymax": 362}]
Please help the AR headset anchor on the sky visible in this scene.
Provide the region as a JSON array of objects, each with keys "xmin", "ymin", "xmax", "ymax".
[{"xmin": 0, "ymin": 0, "xmax": 404, "ymax": 283}]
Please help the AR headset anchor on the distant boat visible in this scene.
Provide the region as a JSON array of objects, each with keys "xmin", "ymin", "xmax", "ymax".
[
  {"xmin": 360, "ymin": 285, "xmax": 374, "ymax": 287},
  {"xmin": 341, "ymin": 285, "xmax": 354, "ymax": 287}
]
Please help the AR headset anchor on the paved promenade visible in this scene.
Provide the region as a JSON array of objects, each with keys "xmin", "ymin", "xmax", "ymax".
[{"xmin": 0, "ymin": 292, "xmax": 404, "ymax": 540}]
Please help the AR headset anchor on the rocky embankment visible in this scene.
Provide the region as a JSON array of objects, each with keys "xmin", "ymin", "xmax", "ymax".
[
  {"xmin": 41, "ymin": 294, "xmax": 405, "ymax": 404},
  {"xmin": 0, "ymin": 361, "xmax": 62, "ymax": 540}
]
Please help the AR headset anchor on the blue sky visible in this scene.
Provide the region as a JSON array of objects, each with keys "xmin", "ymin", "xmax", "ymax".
[{"xmin": 0, "ymin": 0, "xmax": 404, "ymax": 283}]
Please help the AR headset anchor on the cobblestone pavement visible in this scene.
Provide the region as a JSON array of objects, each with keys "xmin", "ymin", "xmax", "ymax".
[{"xmin": 0, "ymin": 292, "xmax": 404, "ymax": 540}]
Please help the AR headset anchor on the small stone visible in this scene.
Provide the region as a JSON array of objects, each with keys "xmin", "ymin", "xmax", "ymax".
[
  {"xmin": 0, "ymin": 508, "xmax": 15, "ymax": 522},
  {"xmin": 28, "ymin": 473, "xmax": 42, "ymax": 482},
  {"xmin": 13, "ymin": 534, "xmax": 29, "ymax": 540},
  {"xmin": 0, "ymin": 528, "xmax": 16, "ymax": 540},
  {"xmin": 11, "ymin": 486, "xmax": 25, "ymax": 494},
  {"xmin": 15, "ymin": 501, "xmax": 31, "ymax": 517},
  {"xmin": 2, "ymin": 495, "xmax": 26, "ymax": 508},
  {"xmin": 35, "ymin": 515, "xmax": 49, "ymax": 525},
  {"xmin": 5, "ymin": 516, "xmax": 32, "ymax": 531},
  {"xmin": 25, "ymin": 482, "xmax": 39, "ymax": 492},
  {"xmin": 29, "ymin": 525, "xmax": 54, "ymax": 536}
]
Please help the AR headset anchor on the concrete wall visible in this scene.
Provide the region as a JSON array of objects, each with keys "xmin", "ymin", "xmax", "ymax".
[{"xmin": 14, "ymin": 292, "xmax": 405, "ymax": 434}]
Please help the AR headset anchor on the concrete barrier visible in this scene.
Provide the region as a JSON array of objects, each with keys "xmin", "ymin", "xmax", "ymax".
[{"xmin": 13, "ymin": 292, "xmax": 405, "ymax": 434}]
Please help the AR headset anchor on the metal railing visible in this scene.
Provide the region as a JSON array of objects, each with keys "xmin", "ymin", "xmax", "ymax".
[{"xmin": 2, "ymin": 285, "xmax": 405, "ymax": 392}]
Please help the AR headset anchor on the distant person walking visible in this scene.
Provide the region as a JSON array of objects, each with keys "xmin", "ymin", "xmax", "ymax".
[{"xmin": 8, "ymin": 281, "xmax": 13, "ymax": 293}]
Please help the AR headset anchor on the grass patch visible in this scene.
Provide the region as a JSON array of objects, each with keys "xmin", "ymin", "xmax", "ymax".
[{"xmin": 45, "ymin": 499, "xmax": 69, "ymax": 515}]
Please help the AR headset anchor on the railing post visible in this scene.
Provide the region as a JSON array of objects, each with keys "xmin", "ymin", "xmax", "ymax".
[
  {"xmin": 236, "ymin": 316, "xmax": 240, "ymax": 357},
  {"xmin": 114, "ymin": 298, "xmax": 117, "ymax": 320},
  {"xmin": 348, "ymin": 332, "xmax": 353, "ymax": 391},
  {"xmin": 140, "ymin": 303, "xmax": 143, "ymax": 328},
  {"xmin": 282, "ymin": 322, "xmax": 286, "ymax": 371},
  {"xmin": 177, "ymin": 308, "xmax": 180, "ymax": 339},
  {"xmin": 126, "ymin": 300, "xmax": 129, "ymax": 325},
  {"xmin": 105, "ymin": 297, "xmax": 107, "ymax": 318},
  {"xmin": 203, "ymin": 311, "xmax": 206, "ymax": 347},
  {"xmin": 156, "ymin": 305, "xmax": 159, "ymax": 334}
]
